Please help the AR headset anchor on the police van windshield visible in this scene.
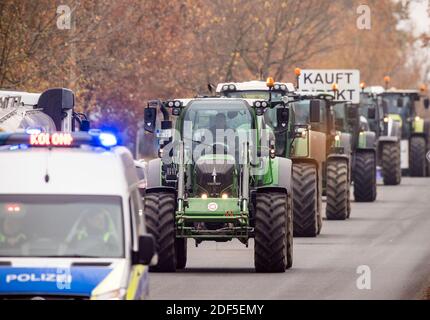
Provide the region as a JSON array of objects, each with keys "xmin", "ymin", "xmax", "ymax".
[
  {"xmin": 223, "ymin": 90, "xmax": 284, "ymax": 101},
  {"xmin": 0, "ymin": 195, "xmax": 124, "ymax": 258}
]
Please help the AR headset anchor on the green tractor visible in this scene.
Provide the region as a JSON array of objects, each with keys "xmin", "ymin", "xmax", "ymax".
[
  {"xmin": 142, "ymin": 97, "xmax": 294, "ymax": 272},
  {"xmin": 332, "ymin": 100, "xmax": 377, "ymax": 203},
  {"xmin": 358, "ymin": 85, "xmax": 401, "ymax": 185},
  {"xmin": 217, "ymin": 80, "xmax": 327, "ymax": 236},
  {"xmin": 377, "ymin": 88, "xmax": 430, "ymax": 178}
]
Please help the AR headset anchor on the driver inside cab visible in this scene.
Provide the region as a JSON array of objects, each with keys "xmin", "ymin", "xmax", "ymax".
[
  {"xmin": 67, "ymin": 208, "xmax": 119, "ymax": 255},
  {"xmin": 0, "ymin": 214, "xmax": 27, "ymax": 249}
]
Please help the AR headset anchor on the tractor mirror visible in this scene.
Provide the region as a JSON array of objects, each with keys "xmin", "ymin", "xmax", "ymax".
[
  {"xmin": 144, "ymin": 107, "xmax": 157, "ymax": 133},
  {"xmin": 276, "ymin": 107, "xmax": 289, "ymax": 128},
  {"xmin": 347, "ymin": 105, "xmax": 358, "ymax": 119},
  {"xmin": 309, "ymin": 100, "xmax": 321, "ymax": 123},
  {"xmin": 397, "ymin": 97, "xmax": 404, "ymax": 108},
  {"xmin": 367, "ymin": 107, "xmax": 376, "ymax": 119},
  {"xmin": 424, "ymin": 98, "xmax": 429, "ymax": 109},
  {"xmin": 335, "ymin": 118, "xmax": 344, "ymax": 129}
]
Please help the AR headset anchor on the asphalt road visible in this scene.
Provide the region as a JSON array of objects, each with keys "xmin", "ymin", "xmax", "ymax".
[{"xmin": 150, "ymin": 177, "xmax": 430, "ymax": 300}]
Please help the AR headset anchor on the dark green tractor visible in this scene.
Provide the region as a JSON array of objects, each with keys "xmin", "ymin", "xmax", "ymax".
[
  {"xmin": 378, "ymin": 89, "xmax": 430, "ymax": 178},
  {"xmin": 332, "ymin": 100, "xmax": 377, "ymax": 203},
  {"xmin": 142, "ymin": 97, "xmax": 294, "ymax": 272}
]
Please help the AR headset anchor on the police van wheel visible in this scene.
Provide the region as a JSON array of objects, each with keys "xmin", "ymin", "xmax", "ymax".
[
  {"xmin": 409, "ymin": 136, "xmax": 426, "ymax": 177},
  {"xmin": 144, "ymin": 192, "xmax": 176, "ymax": 272},
  {"xmin": 254, "ymin": 192, "xmax": 288, "ymax": 272},
  {"xmin": 326, "ymin": 159, "xmax": 349, "ymax": 220},
  {"xmin": 175, "ymin": 238, "xmax": 187, "ymax": 269},
  {"xmin": 353, "ymin": 151, "xmax": 377, "ymax": 202},
  {"xmin": 381, "ymin": 142, "xmax": 401, "ymax": 185}
]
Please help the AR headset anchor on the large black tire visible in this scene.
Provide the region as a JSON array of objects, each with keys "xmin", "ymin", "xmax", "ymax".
[
  {"xmin": 381, "ymin": 142, "xmax": 401, "ymax": 185},
  {"xmin": 353, "ymin": 151, "xmax": 377, "ymax": 202},
  {"xmin": 409, "ymin": 136, "xmax": 426, "ymax": 177},
  {"xmin": 144, "ymin": 192, "xmax": 176, "ymax": 272},
  {"xmin": 326, "ymin": 159, "xmax": 349, "ymax": 220},
  {"xmin": 286, "ymin": 196, "xmax": 293, "ymax": 269},
  {"xmin": 254, "ymin": 192, "xmax": 289, "ymax": 272},
  {"xmin": 292, "ymin": 163, "xmax": 318, "ymax": 237},
  {"xmin": 175, "ymin": 238, "xmax": 187, "ymax": 269}
]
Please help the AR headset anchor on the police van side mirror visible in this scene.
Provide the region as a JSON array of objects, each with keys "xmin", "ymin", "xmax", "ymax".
[
  {"xmin": 309, "ymin": 100, "xmax": 321, "ymax": 123},
  {"xmin": 144, "ymin": 108, "xmax": 157, "ymax": 133},
  {"xmin": 367, "ymin": 107, "xmax": 376, "ymax": 119},
  {"xmin": 80, "ymin": 119, "xmax": 90, "ymax": 131},
  {"xmin": 134, "ymin": 234, "xmax": 155, "ymax": 265}
]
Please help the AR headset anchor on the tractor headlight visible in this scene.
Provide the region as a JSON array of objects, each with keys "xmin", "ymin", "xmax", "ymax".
[
  {"xmin": 201, "ymin": 193, "xmax": 208, "ymax": 199},
  {"xmin": 383, "ymin": 117, "xmax": 389, "ymax": 123},
  {"xmin": 334, "ymin": 134, "xmax": 340, "ymax": 141},
  {"xmin": 221, "ymin": 193, "xmax": 228, "ymax": 199},
  {"xmin": 91, "ymin": 288, "xmax": 127, "ymax": 300},
  {"xmin": 415, "ymin": 116, "xmax": 421, "ymax": 121}
]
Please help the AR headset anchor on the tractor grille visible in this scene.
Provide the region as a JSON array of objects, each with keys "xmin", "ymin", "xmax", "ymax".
[{"xmin": 195, "ymin": 159, "xmax": 234, "ymax": 197}]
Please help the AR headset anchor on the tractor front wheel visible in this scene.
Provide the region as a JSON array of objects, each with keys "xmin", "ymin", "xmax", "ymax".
[
  {"xmin": 409, "ymin": 136, "xmax": 426, "ymax": 177},
  {"xmin": 381, "ymin": 142, "xmax": 401, "ymax": 185},
  {"xmin": 254, "ymin": 192, "xmax": 290, "ymax": 272},
  {"xmin": 175, "ymin": 238, "xmax": 187, "ymax": 269},
  {"xmin": 144, "ymin": 192, "xmax": 176, "ymax": 272},
  {"xmin": 326, "ymin": 159, "xmax": 349, "ymax": 220},
  {"xmin": 353, "ymin": 151, "xmax": 377, "ymax": 202},
  {"xmin": 292, "ymin": 163, "xmax": 319, "ymax": 237}
]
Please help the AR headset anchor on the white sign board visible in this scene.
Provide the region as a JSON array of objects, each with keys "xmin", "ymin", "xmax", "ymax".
[{"xmin": 298, "ymin": 69, "xmax": 360, "ymax": 103}]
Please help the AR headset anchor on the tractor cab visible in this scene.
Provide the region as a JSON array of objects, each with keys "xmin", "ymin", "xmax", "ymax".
[{"xmin": 380, "ymin": 89, "xmax": 421, "ymax": 139}]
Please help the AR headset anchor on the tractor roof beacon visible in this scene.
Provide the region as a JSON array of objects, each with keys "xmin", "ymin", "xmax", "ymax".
[{"xmin": 143, "ymin": 96, "xmax": 294, "ymax": 272}]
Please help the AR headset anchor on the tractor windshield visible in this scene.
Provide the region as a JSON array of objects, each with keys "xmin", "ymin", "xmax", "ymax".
[
  {"xmin": 332, "ymin": 102, "xmax": 348, "ymax": 131},
  {"xmin": 223, "ymin": 90, "xmax": 284, "ymax": 101},
  {"xmin": 293, "ymin": 99, "xmax": 327, "ymax": 133},
  {"xmin": 381, "ymin": 93, "xmax": 413, "ymax": 116},
  {"xmin": 184, "ymin": 100, "xmax": 253, "ymax": 135}
]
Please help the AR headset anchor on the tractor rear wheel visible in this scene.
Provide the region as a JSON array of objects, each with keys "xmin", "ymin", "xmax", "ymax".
[
  {"xmin": 381, "ymin": 142, "xmax": 401, "ymax": 185},
  {"xmin": 144, "ymin": 192, "xmax": 176, "ymax": 272},
  {"xmin": 292, "ymin": 163, "xmax": 319, "ymax": 237},
  {"xmin": 326, "ymin": 159, "xmax": 349, "ymax": 220},
  {"xmin": 254, "ymin": 192, "xmax": 289, "ymax": 272},
  {"xmin": 353, "ymin": 151, "xmax": 377, "ymax": 202},
  {"xmin": 175, "ymin": 238, "xmax": 187, "ymax": 269},
  {"xmin": 286, "ymin": 196, "xmax": 293, "ymax": 269},
  {"xmin": 409, "ymin": 136, "xmax": 426, "ymax": 177}
]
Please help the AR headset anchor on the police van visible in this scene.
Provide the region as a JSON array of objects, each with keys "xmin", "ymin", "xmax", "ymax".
[{"xmin": 0, "ymin": 130, "xmax": 155, "ymax": 299}]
